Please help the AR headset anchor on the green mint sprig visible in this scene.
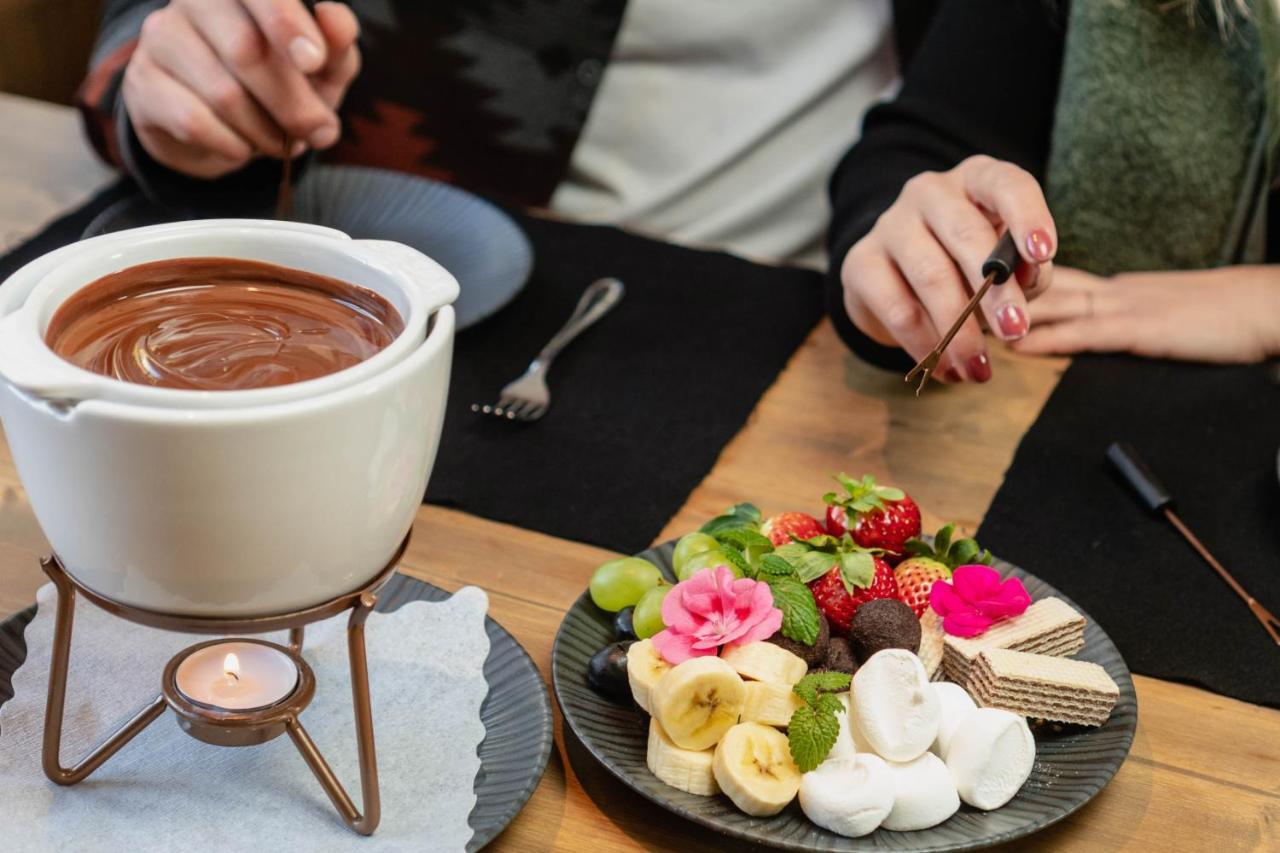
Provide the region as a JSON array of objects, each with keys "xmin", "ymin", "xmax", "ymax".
[{"xmin": 787, "ymin": 672, "xmax": 852, "ymax": 772}]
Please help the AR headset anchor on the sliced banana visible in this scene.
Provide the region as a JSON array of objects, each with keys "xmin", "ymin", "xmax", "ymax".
[
  {"xmin": 720, "ymin": 642, "xmax": 807, "ymax": 685},
  {"xmin": 712, "ymin": 721, "xmax": 802, "ymax": 817},
  {"xmin": 626, "ymin": 638, "xmax": 672, "ymax": 713},
  {"xmin": 646, "ymin": 718, "xmax": 720, "ymax": 796},
  {"xmin": 741, "ymin": 681, "xmax": 804, "ymax": 727},
  {"xmin": 651, "ymin": 655, "xmax": 746, "ymax": 751}
]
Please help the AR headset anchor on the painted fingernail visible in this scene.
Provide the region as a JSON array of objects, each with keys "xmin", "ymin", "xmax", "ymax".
[
  {"xmin": 967, "ymin": 353, "xmax": 992, "ymax": 383},
  {"xmin": 1026, "ymin": 229, "xmax": 1054, "ymax": 262},
  {"xmin": 996, "ymin": 304, "xmax": 1028, "ymax": 340},
  {"xmin": 288, "ymin": 37, "xmax": 325, "ymax": 72}
]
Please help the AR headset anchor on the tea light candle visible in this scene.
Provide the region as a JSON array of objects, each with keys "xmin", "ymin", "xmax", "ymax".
[{"xmin": 174, "ymin": 641, "xmax": 299, "ymax": 710}]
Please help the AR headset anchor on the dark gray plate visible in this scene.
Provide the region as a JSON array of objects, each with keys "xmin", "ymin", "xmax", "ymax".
[
  {"xmin": 82, "ymin": 165, "xmax": 534, "ymax": 330},
  {"xmin": 0, "ymin": 574, "xmax": 551, "ymax": 852},
  {"xmin": 552, "ymin": 542, "xmax": 1137, "ymax": 852}
]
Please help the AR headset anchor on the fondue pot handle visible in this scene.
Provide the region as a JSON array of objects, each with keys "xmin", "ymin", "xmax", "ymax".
[
  {"xmin": 0, "ymin": 311, "xmax": 100, "ymax": 409},
  {"xmin": 355, "ymin": 240, "xmax": 460, "ymax": 313}
]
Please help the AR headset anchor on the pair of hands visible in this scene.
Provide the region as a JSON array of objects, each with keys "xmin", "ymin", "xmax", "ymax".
[
  {"xmin": 123, "ymin": 0, "xmax": 362, "ymax": 178},
  {"xmin": 840, "ymin": 156, "xmax": 1280, "ymax": 378}
]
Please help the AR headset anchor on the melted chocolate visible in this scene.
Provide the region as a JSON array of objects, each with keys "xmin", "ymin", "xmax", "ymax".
[{"xmin": 45, "ymin": 258, "xmax": 404, "ymax": 391}]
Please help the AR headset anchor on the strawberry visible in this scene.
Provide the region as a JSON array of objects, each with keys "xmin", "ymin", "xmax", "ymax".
[
  {"xmin": 807, "ymin": 551, "xmax": 898, "ymax": 634},
  {"xmin": 823, "ymin": 473, "xmax": 921, "ymax": 564},
  {"xmin": 895, "ymin": 524, "xmax": 993, "ymax": 616},
  {"xmin": 761, "ymin": 511, "xmax": 824, "ymax": 547}
]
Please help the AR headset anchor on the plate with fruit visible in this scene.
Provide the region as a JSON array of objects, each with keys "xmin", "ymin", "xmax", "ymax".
[{"xmin": 551, "ymin": 475, "xmax": 1137, "ymax": 851}]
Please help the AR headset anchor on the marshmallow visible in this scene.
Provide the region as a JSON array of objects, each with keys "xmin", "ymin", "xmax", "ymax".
[
  {"xmin": 930, "ymin": 681, "xmax": 978, "ymax": 760},
  {"xmin": 881, "ymin": 752, "xmax": 960, "ymax": 831},
  {"xmin": 852, "ymin": 649, "xmax": 940, "ymax": 761},
  {"xmin": 799, "ymin": 755, "xmax": 894, "ymax": 838},
  {"xmin": 945, "ymin": 707, "xmax": 1035, "ymax": 810},
  {"xmin": 827, "ymin": 692, "xmax": 857, "ymax": 762}
]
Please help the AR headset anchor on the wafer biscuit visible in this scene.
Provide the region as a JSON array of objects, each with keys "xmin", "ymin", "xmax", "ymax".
[
  {"xmin": 942, "ymin": 597, "xmax": 1084, "ymax": 683},
  {"xmin": 967, "ymin": 648, "xmax": 1118, "ymax": 727},
  {"xmin": 918, "ymin": 610, "xmax": 944, "ymax": 680}
]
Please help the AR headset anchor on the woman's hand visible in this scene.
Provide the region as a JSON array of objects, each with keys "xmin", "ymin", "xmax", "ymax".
[
  {"xmin": 839, "ymin": 155, "xmax": 1057, "ymax": 382},
  {"xmin": 1015, "ymin": 266, "xmax": 1280, "ymax": 363},
  {"xmin": 122, "ymin": 0, "xmax": 361, "ymax": 178}
]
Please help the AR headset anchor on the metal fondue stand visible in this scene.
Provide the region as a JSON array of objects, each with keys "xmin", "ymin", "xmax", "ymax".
[{"xmin": 38, "ymin": 535, "xmax": 411, "ymax": 836}]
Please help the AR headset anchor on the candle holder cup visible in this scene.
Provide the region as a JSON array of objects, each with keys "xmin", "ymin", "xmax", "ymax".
[{"xmin": 38, "ymin": 535, "xmax": 410, "ymax": 836}]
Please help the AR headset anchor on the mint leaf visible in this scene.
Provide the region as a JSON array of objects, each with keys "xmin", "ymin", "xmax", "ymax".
[
  {"xmin": 794, "ymin": 552, "xmax": 837, "ymax": 584},
  {"xmin": 838, "ymin": 551, "xmax": 875, "ymax": 591},
  {"xmin": 767, "ymin": 576, "xmax": 819, "ymax": 645},
  {"xmin": 714, "ymin": 528, "xmax": 773, "ymax": 557},
  {"xmin": 796, "ymin": 671, "xmax": 852, "ymax": 696},
  {"xmin": 773, "ymin": 542, "xmax": 811, "ymax": 563},
  {"xmin": 757, "ymin": 554, "xmax": 797, "ymax": 577},
  {"xmin": 796, "ymin": 534, "xmax": 841, "ymax": 552},
  {"xmin": 815, "ymin": 693, "xmax": 845, "ymax": 718},
  {"xmin": 731, "ymin": 503, "xmax": 762, "ymax": 524},
  {"xmin": 792, "ymin": 678, "xmax": 818, "ymax": 707},
  {"xmin": 719, "ymin": 545, "xmax": 753, "ymax": 578},
  {"xmin": 698, "ymin": 502, "xmax": 761, "ymax": 535},
  {"xmin": 787, "ymin": 704, "xmax": 841, "ymax": 772}
]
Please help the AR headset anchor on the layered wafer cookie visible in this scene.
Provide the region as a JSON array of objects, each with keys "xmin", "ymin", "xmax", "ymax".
[
  {"xmin": 943, "ymin": 597, "xmax": 1085, "ymax": 684},
  {"xmin": 919, "ymin": 610, "xmax": 945, "ymax": 681},
  {"xmin": 967, "ymin": 648, "xmax": 1119, "ymax": 727}
]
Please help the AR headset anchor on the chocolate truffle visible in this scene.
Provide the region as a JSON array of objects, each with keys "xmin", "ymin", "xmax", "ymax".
[
  {"xmin": 849, "ymin": 599, "xmax": 921, "ymax": 662},
  {"xmin": 820, "ymin": 636, "xmax": 857, "ymax": 675},
  {"xmin": 767, "ymin": 614, "xmax": 830, "ymax": 667}
]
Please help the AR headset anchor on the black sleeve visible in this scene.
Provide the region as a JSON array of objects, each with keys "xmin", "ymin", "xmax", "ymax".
[{"xmin": 825, "ymin": 0, "xmax": 1068, "ymax": 368}]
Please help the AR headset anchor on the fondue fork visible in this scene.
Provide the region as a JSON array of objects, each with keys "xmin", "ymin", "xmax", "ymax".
[{"xmin": 472, "ymin": 277, "xmax": 625, "ymax": 422}]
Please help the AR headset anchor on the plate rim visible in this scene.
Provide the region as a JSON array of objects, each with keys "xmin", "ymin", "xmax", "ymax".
[{"xmin": 552, "ymin": 540, "xmax": 1138, "ymax": 852}]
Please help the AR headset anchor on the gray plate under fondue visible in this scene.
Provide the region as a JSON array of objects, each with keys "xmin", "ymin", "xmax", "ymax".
[
  {"xmin": 552, "ymin": 540, "xmax": 1138, "ymax": 852},
  {"xmin": 0, "ymin": 574, "xmax": 552, "ymax": 852},
  {"xmin": 82, "ymin": 165, "xmax": 534, "ymax": 331}
]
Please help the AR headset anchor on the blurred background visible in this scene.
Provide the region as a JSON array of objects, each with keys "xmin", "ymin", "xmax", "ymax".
[{"xmin": 1, "ymin": 0, "xmax": 101, "ymax": 102}]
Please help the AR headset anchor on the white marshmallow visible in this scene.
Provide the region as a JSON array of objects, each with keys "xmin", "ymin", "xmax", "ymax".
[
  {"xmin": 930, "ymin": 681, "xmax": 978, "ymax": 760},
  {"xmin": 799, "ymin": 754, "xmax": 894, "ymax": 838},
  {"xmin": 946, "ymin": 707, "xmax": 1035, "ymax": 810},
  {"xmin": 881, "ymin": 752, "xmax": 960, "ymax": 831},
  {"xmin": 826, "ymin": 692, "xmax": 858, "ymax": 762},
  {"xmin": 852, "ymin": 649, "xmax": 940, "ymax": 762}
]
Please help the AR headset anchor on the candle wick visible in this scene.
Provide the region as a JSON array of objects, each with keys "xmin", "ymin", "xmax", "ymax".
[{"xmin": 225, "ymin": 671, "xmax": 239, "ymax": 684}]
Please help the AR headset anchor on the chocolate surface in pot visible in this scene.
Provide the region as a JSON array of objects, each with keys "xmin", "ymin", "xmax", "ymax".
[{"xmin": 45, "ymin": 257, "xmax": 404, "ymax": 390}]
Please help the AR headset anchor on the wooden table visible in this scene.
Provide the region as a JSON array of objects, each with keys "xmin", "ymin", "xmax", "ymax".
[{"xmin": 0, "ymin": 98, "xmax": 1276, "ymax": 852}]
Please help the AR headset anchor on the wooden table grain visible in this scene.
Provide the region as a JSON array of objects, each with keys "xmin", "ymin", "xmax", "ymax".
[{"xmin": 0, "ymin": 98, "xmax": 1275, "ymax": 851}]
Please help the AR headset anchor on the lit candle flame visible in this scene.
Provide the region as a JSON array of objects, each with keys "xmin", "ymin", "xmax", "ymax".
[{"xmin": 223, "ymin": 652, "xmax": 240, "ymax": 684}]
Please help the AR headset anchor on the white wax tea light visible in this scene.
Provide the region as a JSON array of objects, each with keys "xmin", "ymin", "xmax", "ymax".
[{"xmin": 175, "ymin": 641, "xmax": 298, "ymax": 710}]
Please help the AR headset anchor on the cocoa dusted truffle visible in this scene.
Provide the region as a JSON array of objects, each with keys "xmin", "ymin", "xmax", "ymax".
[
  {"xmin": 849, "ymin": 599, "xmax": 921, "ymax": 662},
  {"xmin": 767, "ymin": 613, "xmax": 830, "ymax": 666},
  {"xmin": 819, "ymin": 636, "xmax": 857, "ymax": 675}
]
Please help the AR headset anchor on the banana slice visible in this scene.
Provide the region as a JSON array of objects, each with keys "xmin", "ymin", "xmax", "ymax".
[
  {"xmin": 720, "ymin": 642, "xmax": 807, "ymax": 685},
  {"xmin": 627, "ymin": 638, "xmax": 672, "ymax": 713},
  {"xmin": 712, "ymin": 721, "xmax": 802, "ymax": 816},
  {"xmin": 741, "ymin": 681, "xmax": 804, "ymax": 727},
  {"xmin": 651, "ymin": 656, "xmax": 746, "ymax": 750},
  {"xmin": 646, "ymin": 718, "xmax": 720, "ymax": 796}
]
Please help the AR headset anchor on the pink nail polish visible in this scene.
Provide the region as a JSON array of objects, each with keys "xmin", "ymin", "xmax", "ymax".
[
  {"xmin": 967, "ymin": 353, "xmax": 992, "ymax": 383},
  {"xmin": 996, "ymin": 304, "xmax": 1028, "ymax": 340},
  {"xmin": 1026, "ymin": 229, "xmax": 1054, "ymax": 262}
]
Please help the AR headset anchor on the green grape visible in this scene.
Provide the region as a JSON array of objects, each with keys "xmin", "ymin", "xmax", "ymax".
[
  {"xmin": 633, "ymin": 585, "xmax": 670, "ymax": 639},
  {"xmin": 589, "ymin": 557, "xmax": 662, "ymax": 612},
  {"xmin": 742, "ymin": 539, "xmax": 773, "ymax": 566},
  {"xmin": 676, "ymin": 548, "xmax": 743, "ymax": 582},
  {"xmin": 672, "ymin": 532, "xmax": 719, "ymax": 576}
]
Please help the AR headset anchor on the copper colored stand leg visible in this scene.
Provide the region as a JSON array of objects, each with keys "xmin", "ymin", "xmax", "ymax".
[
  {"xmin": 285, "ymin": 591, "xmax": 381, "ymax": 835},
  {"xmin": 289, "ymin": 626, "xmax": 305, "ymax": 652},
  {"xmin": 40, "ymin": 557, "xmax": 167, "ymax": 785}
]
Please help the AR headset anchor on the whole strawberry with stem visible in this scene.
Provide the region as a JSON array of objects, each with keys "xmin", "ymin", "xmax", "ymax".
[
  {"xmin": 823, "ymin": 473, "xmax": 921, "ymax": 565},
  {"xmin": 807, "ymin": 547, "xmax": 898, "ymax": 634},
  {"xmin": 895, "ymin": 523, "xmax": 993, "ymax": 617},
  {"xmin": 761, "ymin": 511, "xmax": 825, "ymax": 547}
]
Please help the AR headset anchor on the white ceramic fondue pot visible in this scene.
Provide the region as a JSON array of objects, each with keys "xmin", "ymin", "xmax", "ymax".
[
  {"xmin": 0, "ymin": 221, "xmax": 458, "ymax": 616},
  {"xmin": 0, "ymin": 220, "xmax": 458, "ymax": 409}
]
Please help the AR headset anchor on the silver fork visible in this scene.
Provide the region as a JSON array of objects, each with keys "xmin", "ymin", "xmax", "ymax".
[{"xmin": 471, "ymin": 276, "xmax": 625, "ymax": 422}]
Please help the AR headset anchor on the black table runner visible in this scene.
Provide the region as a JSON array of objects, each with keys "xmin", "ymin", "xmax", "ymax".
[
  {"xmin": 978, "ymin": 355, "xmax": 1280, "ymax": 708},
  {"xmin": 0, "ymin": 183, "xmax": 823, "ymax": 554}
]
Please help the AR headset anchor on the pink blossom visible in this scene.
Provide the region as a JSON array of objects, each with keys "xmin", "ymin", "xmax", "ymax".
[
  {"xmin": 651, "ymin": 566, "xmax": 783, "ymax": 665},
  {"xmin": 929, "ymin": 564, "xmax": 1031, "ymax": 638}
]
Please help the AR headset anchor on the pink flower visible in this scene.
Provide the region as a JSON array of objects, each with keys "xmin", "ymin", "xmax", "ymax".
[
  {"xmin": 651, "ymin": 566, "xmax": 783, "ymax": 665},
  {"xmin": 929, "ymin": 564, "xmax": 1031, "ymax": 638}
]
